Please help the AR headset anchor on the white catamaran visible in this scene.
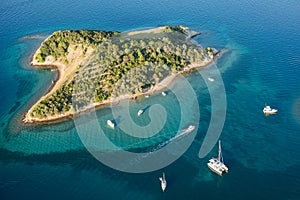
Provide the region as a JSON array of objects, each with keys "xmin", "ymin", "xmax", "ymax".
[
  {"xmin": 159, "ymin": 173, "xmax": 167, "ymax": 192},
  {"xmin": 207, "ymin": 140, "xmax": 229, "ymax": 176}
]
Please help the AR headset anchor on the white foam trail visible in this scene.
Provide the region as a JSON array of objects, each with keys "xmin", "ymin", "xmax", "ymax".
[{"xmin": 142, "ymin": 125, "xmax": 195, "ymax": 157}]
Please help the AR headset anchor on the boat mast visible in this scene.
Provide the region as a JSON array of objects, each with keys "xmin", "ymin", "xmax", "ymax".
[{"xmin": 218, "ymin": 140, "xmax": 221, "ymax": 161}]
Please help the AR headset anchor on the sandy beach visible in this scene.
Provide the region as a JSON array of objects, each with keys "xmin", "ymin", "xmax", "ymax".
[
  {"xmin": 23, "ymin": 39, "xmax": 94, "ymax": 124},
  {"xmin": 23, "ymin": 53, "xmax": 217, "ymax": 124},
  {"xmin": 22, "ymin": 27, "xmax": 221, "ymax": 124}
]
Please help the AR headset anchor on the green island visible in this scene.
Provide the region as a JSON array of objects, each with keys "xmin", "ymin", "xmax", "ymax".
[{"xmin": 24, "ymin": 26, "xmax": 219, "ymax": 123}]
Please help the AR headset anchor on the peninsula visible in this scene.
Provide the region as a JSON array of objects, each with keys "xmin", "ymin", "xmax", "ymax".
[{"xmin": 23, "ymin": 26, "xmax": 219, "ymax": 124}]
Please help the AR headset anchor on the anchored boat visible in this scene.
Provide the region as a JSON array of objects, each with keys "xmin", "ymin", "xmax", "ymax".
[
  {"xmin": 159, "ymin": 173, "xmax": 167, "ymax": 192},
  {"xmin": 107, "ymin": 120, "xmax": 115, "ymax": 129},
  {"xmin": 207, "ymin": 140, "xmax": 228, "ymax": 176},
  {"xmin": 263, "ymin": 105, "xmax": 278, "ymax": 114},
  {"xmin": 208, "ymin": 77, "xmax": 215, "ymax": 82},
  {"xmin": 137, "ymin": 109, "xmax": 144, "ymax": 116}
]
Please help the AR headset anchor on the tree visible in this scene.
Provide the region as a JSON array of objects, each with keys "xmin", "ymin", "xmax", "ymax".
[{"xmin": 36, "ymin": 53, "xmax": 45, "ymax": 62}]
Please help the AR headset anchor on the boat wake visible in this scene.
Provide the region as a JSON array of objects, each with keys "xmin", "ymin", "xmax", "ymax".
[{"xmin": 142, "ymin": 125, "xmax": 195, "ymax": 157}]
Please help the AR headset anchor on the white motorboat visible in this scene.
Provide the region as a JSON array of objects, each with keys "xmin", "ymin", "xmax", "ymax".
[
  {"xmin": 137, "ymin": 109, "xmax": 144, "ymax": 116},
  {"xmin": 162, "ymin": 91, "xmax": 167, "ymax": 96},
  {"xmin": 263, "ymin": 105, "xmax": 278, "ymax": 114},
  {"xmin": 207, "ymin": 140, "xmax": 229, "ymax": 176},
  {"xmin": 208, "ymin": 77, "xmax": 215, "ymax": 82},
  {"xmin": 107, "ymin": 120, "xmax": 115, "ymax": 129},
  {"xmin": 159, "ymin": 173, "xmax": 167, "ymax": 192},
  {"xmin": 168, "ymin": 125, "xmax": 195, "ymax": 143},
  {"xmin": 186, "ymin": 125, "xmax": 195, "ymax": 132}
]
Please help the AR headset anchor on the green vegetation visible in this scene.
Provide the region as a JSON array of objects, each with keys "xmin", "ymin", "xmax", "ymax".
[
  {"xmin": 30, "ymin": 26, "xmax": 215, "ymax": 119},
  {"xmin": 36, "ymin": 30, "xmax": 119, "ymax": 63},
  {"xmin": 163, "ymin": 25, "xmax": 187, "ymax": 34}
]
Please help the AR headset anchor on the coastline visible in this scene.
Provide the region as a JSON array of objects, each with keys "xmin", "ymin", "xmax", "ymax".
[
  {"xmin": 22, "ymin": 51, "xmax": 220, "ymax": 125},
  {"xmin": 22, "ymin": 27, "xmax": 223, "ymax": 125},
  {"xmin": 23, "ymin": 31, "xmax": 95, "ymax": 124},
  {"xmin": 22, "ymin": 58, "xmax": 66, "ymax": 124}
]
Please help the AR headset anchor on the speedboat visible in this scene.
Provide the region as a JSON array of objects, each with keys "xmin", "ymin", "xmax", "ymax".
[
  {"xmin": 159, "ymin": 173, "xmax": 167, "ymax": 192},
  {"xmin": 186, "ymin": 125, "xmax": 195, "ymax": 132},
  {"xmin": 162, "ymin": 91, "xmax": 167, "ymax": 96},
  {"xmin": 263, "ymin": 105, "xmax": 278, "ymax": 114},
  {"xmin": 207, "ymin": 140, "xmax": 229, "ymax": 176}
]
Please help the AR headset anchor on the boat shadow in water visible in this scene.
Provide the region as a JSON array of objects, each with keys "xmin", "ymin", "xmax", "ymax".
[{"xmin": 141, "ymin": 105, "xmax": 151, "ymax": 113}]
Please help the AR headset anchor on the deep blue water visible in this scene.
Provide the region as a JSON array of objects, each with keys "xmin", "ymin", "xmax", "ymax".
[{"xmin": 1, "ymin": 0, "xmax": 300, "ymax": 199}]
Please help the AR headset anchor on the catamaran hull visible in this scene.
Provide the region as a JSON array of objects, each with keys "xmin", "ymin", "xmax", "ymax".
[
  {"xmin": 207, "ymin": 163, "xmax": 224, "ymax": 176},
  {"xmin": 207, "ymin": 158, "xmax": 228, "ymax": 176}
]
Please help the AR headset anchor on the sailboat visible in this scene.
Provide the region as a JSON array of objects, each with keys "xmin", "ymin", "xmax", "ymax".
[
  {"xmin": 159, "ymin": 173, "xmax": 167, "ymax": 192},
  {"xmin": 207, "ymin": 140, "xmax": 229, "ymax": 176}
]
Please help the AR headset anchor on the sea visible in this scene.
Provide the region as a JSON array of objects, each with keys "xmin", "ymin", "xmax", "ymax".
[{"xmin": 0, "ymin": 0, "xmax": 300, "ymax": 199}]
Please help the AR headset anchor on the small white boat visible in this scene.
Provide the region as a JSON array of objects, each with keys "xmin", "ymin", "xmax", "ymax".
[
  {"xmin": 207, "ymin": 140, "xmax": 228, "ymax": 176},
  {"xmin": 159, "ymin": 173, "xmax": 167, "ymax": 192},
  {"xmin": 107, "ymin": 120, "xmax": 115, "ymax": 129},
  {"xmin": 208, "ymin": 77, "xmax": 215, "ymax": 82},
  {"xmin": 263, "ymin": 105, "xmax": 278, "ymax": 114},
  {"xmin": 137, "ymin": 109, "xmax": 144, "ymax": 116},
  {"xmin": 145, "ymin": 95, "xmax": 150, "ymax": 98},
  {"xmin": 162, "ymin": 91, "xmax": 167, "ymax": 96},
  {"xmin": 186, "ymin": 125, "xmax": 195, "ymax": 132}
]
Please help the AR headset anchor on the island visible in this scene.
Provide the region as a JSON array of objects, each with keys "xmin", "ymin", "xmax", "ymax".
[{"xmin": 23, "ymin": 26, "xmax": 220, "ymax": 124}]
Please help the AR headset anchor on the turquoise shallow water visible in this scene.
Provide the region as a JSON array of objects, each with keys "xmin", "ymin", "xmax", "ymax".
[{"xmin": 1, "ymin": 0, "xmax": 300, "ymax": 199}]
